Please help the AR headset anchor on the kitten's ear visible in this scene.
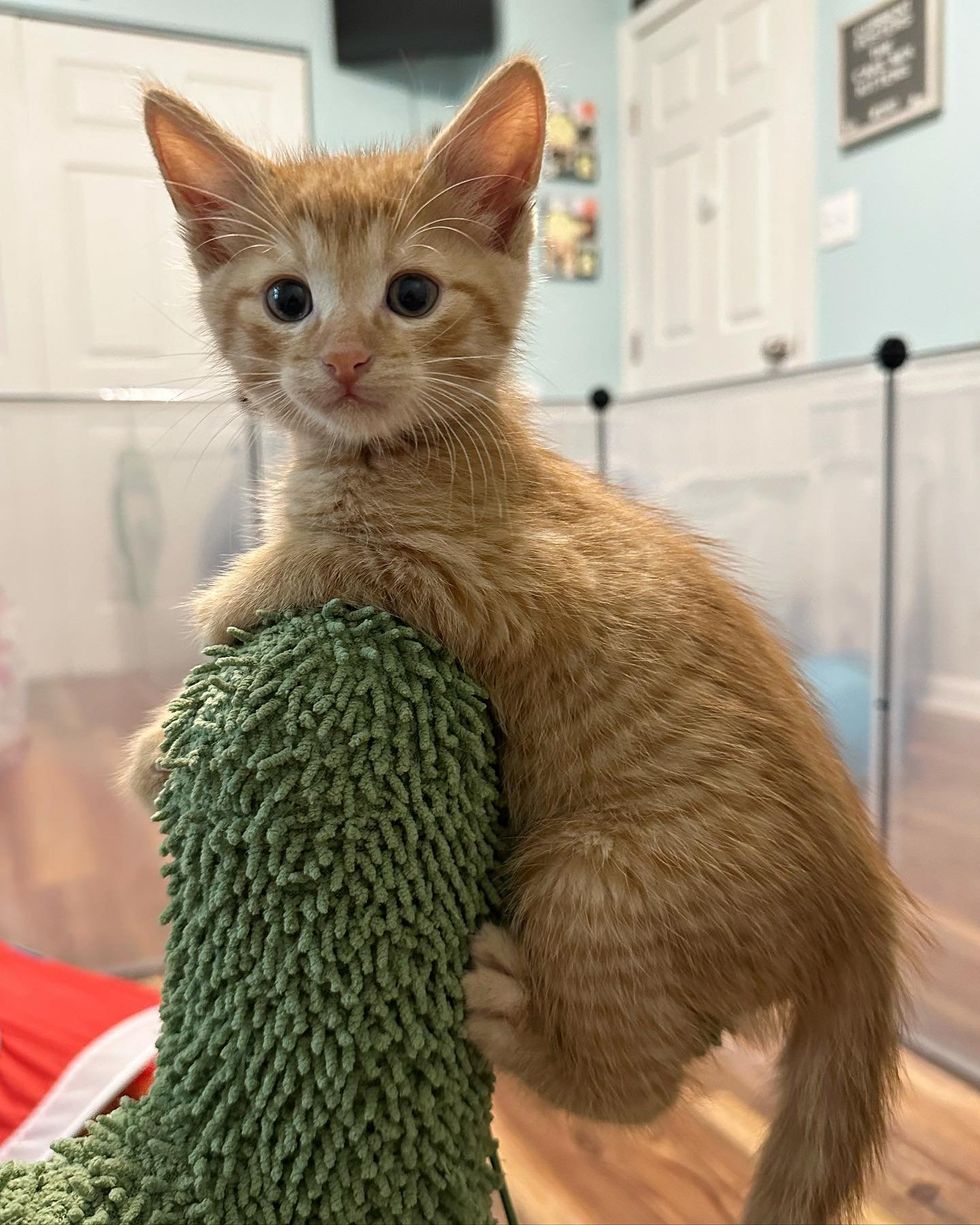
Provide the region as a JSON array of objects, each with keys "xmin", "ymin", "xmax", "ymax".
[
  {"xmin": 143, "ymin": 87, "xmax": 271, "ymax": 268},
  {"xmin": 426, "ymin": 57, "xmax": 546, "ymax": 249}
]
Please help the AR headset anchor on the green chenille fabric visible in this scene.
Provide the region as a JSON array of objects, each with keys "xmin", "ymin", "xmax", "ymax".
[{"xmin": 0, "ymin": 602, "xmax": 505, "ymax": 1224}]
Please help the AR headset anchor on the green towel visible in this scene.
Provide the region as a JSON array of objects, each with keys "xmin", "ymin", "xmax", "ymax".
[{"xmin": 0, "ymin": 602, "xmax": 505, "ymax": 1224}]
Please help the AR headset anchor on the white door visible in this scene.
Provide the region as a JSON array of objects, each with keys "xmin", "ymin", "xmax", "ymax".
[
  {"xmin": 0, "ymin": 16, "xmax": 46, "ymax": 390},
  {"xmin": 15, "ymin": 19, "xmax": 308, "ymax": 391},
  {"xmin": 621, "ymin": 0, "xmax": 815, "ymax": 391}
]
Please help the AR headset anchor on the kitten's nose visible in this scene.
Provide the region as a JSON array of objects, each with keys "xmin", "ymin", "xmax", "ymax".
[{"xmin": 322, "ymin": 346, "xmax": 373, "ymax": 390}]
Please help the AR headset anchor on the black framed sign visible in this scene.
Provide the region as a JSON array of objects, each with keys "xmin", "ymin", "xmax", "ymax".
[{"xmin": 839, "ymin": 0, "xmax": 943, "ymax": 149}]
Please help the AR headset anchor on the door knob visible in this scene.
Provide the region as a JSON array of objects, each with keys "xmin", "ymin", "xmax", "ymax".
[{"xmin": 761, "ymin": 335, "xmax": 794, "ymax": 366}]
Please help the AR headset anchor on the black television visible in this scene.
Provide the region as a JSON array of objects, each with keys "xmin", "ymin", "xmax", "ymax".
[{"xmin": 333, "ymin": 0, "xmax": 496, "ymax": 65}]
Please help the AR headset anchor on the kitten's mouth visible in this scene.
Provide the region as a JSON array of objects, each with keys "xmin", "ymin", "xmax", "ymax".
[{"xmin": 325, "ymin": 390, "xmax": 379, "ymax": 411}]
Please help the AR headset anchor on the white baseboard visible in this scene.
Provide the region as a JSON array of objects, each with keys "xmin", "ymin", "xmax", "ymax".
[{"xmin": 923, "ymin": 673, "xmax": 980, "ymax": 721}]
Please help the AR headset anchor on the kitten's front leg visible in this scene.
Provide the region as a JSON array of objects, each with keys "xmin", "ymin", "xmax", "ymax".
[
  {"xmin": 193, "ymin": 540, "xmax": 333, "ymax": 645},
  {"xmin": 120, "ymin": 702, "xmax": 171, "ymax": 808}
]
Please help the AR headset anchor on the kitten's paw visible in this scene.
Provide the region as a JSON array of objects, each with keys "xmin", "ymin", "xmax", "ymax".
[
  {"xmin": 464, "ymin": 924, "xmax": 529, "ymax": 1063},
  {"xmin": 119, "ymin": 719, "xmax": 169, "ymax": 809},
  {"xmin": 192, "ymin": 589, "xmax": 254, "ymax": 646}
]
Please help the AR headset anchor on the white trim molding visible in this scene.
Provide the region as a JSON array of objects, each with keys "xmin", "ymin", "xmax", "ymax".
[{"xmin": 923, "ymin": 673, "xmax": 980, "ymax": 722}]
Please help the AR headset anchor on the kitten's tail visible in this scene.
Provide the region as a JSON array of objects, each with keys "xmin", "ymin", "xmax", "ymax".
[{"xmin": 743, "ymin": 913, "xmax": 905, "ymax": 1224}]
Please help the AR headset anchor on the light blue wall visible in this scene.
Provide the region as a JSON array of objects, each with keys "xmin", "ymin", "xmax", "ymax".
[
  {"xmin": 502, "ymin": 0, "xmax": 630, "ymax": 400},
  {"xmin": 817, "ymin": 0, "xmax": 980, "ymax": 359},
  {"xmin": 5, "ymin": 0, "xmax": 626, "ymax": 399}
]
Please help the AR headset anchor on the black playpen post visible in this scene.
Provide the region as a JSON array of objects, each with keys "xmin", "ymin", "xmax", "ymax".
[
  {"xmin": 590, "ymin": 387, "xmax": 611, "ymax": 481},
  {"xmin": 874, "ymin": 336, "xmax": 908, "ymax": 848}
]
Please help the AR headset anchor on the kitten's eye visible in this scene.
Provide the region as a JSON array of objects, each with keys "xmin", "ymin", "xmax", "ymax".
[
  {"xmin": 265, "ymin": 278, "xmax": 312, "ymax": 322},
  {"xmin": 386, "ymin": 273, "xmax": 439, "ymax": 318}
]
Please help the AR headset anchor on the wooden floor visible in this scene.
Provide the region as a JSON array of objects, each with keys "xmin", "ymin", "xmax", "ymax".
[
  {"xmin": 0, "ymin": 671, "xmax": 178, "ymax": 972},
  {"xmin": 2, "ymin": 675, "xmax": 979, "ymax": 1223},
  {"xmin": 492, "ymin": 1042, "xmax": 980, "ymax": 1225}
]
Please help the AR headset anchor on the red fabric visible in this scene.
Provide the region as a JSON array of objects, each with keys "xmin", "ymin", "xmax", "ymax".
[{"xmin": 0, "ymin": 941, "xmax": 159, "ymax": 1143}]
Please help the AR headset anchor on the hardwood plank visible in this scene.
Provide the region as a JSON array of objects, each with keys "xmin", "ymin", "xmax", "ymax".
[{"xmin": 1, "ymin": 672, "xmax": 171, "ymax": 971}]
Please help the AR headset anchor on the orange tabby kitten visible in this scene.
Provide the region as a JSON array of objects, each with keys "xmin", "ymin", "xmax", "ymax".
[{"xmin": 129, "ymin": 60, "xmax": 907, "ymax": 1224}]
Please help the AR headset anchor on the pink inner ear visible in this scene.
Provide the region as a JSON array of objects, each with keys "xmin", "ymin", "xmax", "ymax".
[
  {"xmin": 145, "ymin": 103, "xmax": 261, "ymax": 266},
  {"xmin": 153, "ymin": 132, "xmax": 240, "ymax": 219},
  {"xmin": 431, "ymin": 67, "xmax": 546, "ymax": 244},
  {"xmin": 145, "ymin": 99, "xmax": 253, "ymax": 223},
  {"xmin": 169, "ymin": 180, "xmax": 231, "ymax": 225}
]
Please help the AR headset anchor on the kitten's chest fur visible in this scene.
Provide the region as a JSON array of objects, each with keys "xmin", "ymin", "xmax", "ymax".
[
  {"xmin": 262, "ymin": 439, "xmax": 654, "ymax": 820},
  {"xmin": 272, "ymin": 444, "xmax": 556, "ymax": 678}
]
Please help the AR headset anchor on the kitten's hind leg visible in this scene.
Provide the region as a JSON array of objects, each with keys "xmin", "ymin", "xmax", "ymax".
[
  {"xmin": 463, "ymin": 810, "xmax": 746, "ymax": 1124},
  {"xmin": 464, "ymin": 916, "xmax": 692, "ymax": 1125}
]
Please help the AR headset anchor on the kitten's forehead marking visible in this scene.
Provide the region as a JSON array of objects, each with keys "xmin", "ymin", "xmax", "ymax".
[
  {"xmin": 296, "ymin": 217, "xmax": 393, "ymax": 321},
  {"xmin": 295, "ymin": 218, "xmax": 337, "ymax": 316}
]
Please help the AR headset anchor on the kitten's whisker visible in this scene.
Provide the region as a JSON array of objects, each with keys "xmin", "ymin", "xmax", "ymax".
[
  {"xmin": 145, "ymin": 374, "xmax": 256, "ymax": 441},
  {"xmin": 191, "ymin": 221, "xmax": 272, "ymax": 249},
  {"xmin": 431, "ymin": 384, "xmax": 516, "ymax": 499},
  {"xmin": 403, "ymin": 214, "xmax": 499, "ymax": 251},
  {"xmin": 148, "ymin": 381, "xmax": 255, "ymax": 451},
  {"xmin": 161, "ymin": 179, "xmax": 285, "ymax": 246},
  {"xmin": 173, "ymin": 399, "xmax": 237, "ymax": 463},
  {"xmin": 428, "ymin": 381, "xmax": 504, "ymax": 487},
  {"xmin": 433, "ymin": 392, "xmax": 490, "ymax": 487},
  {"xmin": 184, "ymin": 408, "xmax": 243, "ymax": 494},
  {"xmin": 425, "ymin": 375, "xmax": 518, "ymax": 487},
  {"xmin": 424, "ymin": 316, "xmax": 465, "ymax": 347},
  {"xmin": 392, "ymin": 150, "xmax": 432, "ymax": 236},
  {"xmin": 420, "ymin": 355, "xmax": 506, "ymax": 365},
  {"xmin": 193, "ymin": 233, "xmax": 274, "ymax": 255},
  {"xmin": 424, "ymin": 414, "xmax": 458, "ymax": 505},
  {"xmin": 226, "ymin": 242, "xmax": 275, "ymax": 263},
  {"xmin": 406, "ymin": 223, "xmax": 483, "ymax": 252},
  {"xmin": 150, "ymin": 399, "xmax": 223, "ymax": 453},
  {"xmin": 439, "ymin": 418, "xmax": 467, "ymax": 512},
  {"xmin": 443, "ymin": 415, "xmax": 479, "ymax": 523},
  {"xmin": 425, "ymin": 374, "xmax": 499, "ymax": 404},
  {"xmin": 423, "ymin": 389, "xmax": 482, "ymax": 514},
  {"xmin": 132, "ymin": 290, "xmax": 207, "ymax": 348},
  {"xmin": 426, "ymin": 371, "xmax": 495, "ymax": 384},
  {"xmin": 410, "ymin": 214, "xmax": 499, "ymax": 237},
  {"xmin": 397, "ymin": 171, "xmax": 526, "ymax": 239},
  {"xmin": 151, "ymin": 369, "xmax": 278, "ymax": 387},
  {"xmin": 431, "ymin": 396, "xmax": 500, "ymax": 521},
  {"xmin": 411, "ymin": 419, "xmax": 435, "ymax": 478}
]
